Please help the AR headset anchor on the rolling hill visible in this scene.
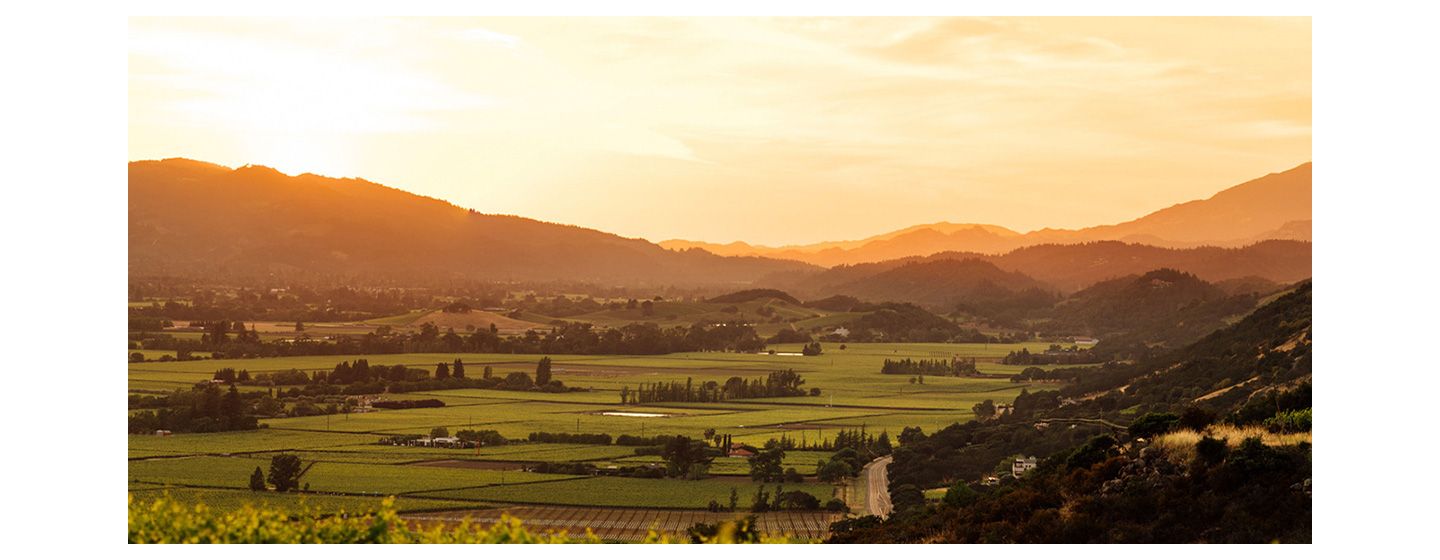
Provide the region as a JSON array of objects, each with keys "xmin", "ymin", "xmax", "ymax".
[
  {"xmin": 663, "ymin": 162, "xmax": 1312, "ymax": 266},
  {"xmin": 128, "ymin": 159, "xmax": 818, "ymax": 286},
  {"xmin": 771, "ymin": 239, "xmax": 1311, "ymax": 296}
]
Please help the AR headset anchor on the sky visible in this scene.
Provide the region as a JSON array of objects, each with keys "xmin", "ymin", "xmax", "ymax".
[{"xmin": 129, "ymin": 17, "xmax": 1311, "ymax": 247}]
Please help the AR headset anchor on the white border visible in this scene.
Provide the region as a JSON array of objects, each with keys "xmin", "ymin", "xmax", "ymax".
[{"xmin": 6, "ymin": 1, "xmax": 1439, "ymax": 557}]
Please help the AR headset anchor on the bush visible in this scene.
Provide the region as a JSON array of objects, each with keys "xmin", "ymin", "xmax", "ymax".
[
  {"xmin": 776, "ymin": 491, "xmax": 820, "ymax": 510},
  {"xmin": 1178, "ymin": 407, "xmax": 1218, "ymax": 431},
  {"xmin": 1195, "ymin": 435, "xmax": 1229, "ymax": 466},
  {"xmin": 1129, "ymin": 412, "xmax": 1180, "ymax": 439},
  {"xmin": 824, "ymin": 498, "xmax": 849, "ymax": 512},
  {"xmin": 1264, "ymin": 408, "xmax": 1311, "ymax": 434}
]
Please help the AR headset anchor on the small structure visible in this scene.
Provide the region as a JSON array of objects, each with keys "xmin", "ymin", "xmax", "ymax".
[
  {"xmin": 1072, "ymin": 337, "xmax": 1099, "ymax": 346},
  {"xmin": 831, "ymin": 327, "xmax": 851, "ymax": 338},
  {"xmin": 727, "ymin": 444, "xmax": 756, "ymax": 458},
  {"xmin": 351, "ymin": 396, "xmax": 376, "ymax": 414},
  {"xmin": 1012, "ymin": 456, "xmax": 1038, "ymax": 478},
  {"xmin": 154, "ymin": 430, "xmax": 172, "ymax": 436},
  {"xmin": 994, "ymin": 403, "xmax": 1014, "ymax": 417},
  {"xmin": 982, "ymin": 476, "xmax": 1000, "ymax": 486}
]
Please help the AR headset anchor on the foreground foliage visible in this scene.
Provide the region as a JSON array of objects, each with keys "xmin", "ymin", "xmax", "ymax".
[{"xmin": 129, "ymin": 494, "xmax": 806, "ymax": 543}]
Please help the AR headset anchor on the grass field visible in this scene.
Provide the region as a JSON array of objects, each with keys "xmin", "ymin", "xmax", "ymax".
[
  {"xmin": 130, "ymin": 455, "xmax": 583, "ymax": 494},
  {"xmin": 128, "ymin": 342, "xmax": 1078, "ymax": 515}
]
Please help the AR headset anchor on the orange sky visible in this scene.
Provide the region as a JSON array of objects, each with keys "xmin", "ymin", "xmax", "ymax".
[{"xmin": 129, "ymin": 17, "xmax": 1310, "ymax": 246}]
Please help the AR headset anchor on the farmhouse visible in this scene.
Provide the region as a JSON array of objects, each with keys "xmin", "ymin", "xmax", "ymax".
[
  {"xmin": 1012, "ymin": 456, "xmax": 1038, "ymax": 477},
  {"xmin": 994, "ymin": 403, "xmax": 1014, "ymax": 417},
  {"xmin": 727, "ymin": 444, "xmax": 756, "ymax": 458}
]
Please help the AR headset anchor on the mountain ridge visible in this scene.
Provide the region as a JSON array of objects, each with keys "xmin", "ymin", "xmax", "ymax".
[
  {"xmin": 661, "ymin": 162, "xmax": 1312, "ymax": 266},
  {"xmin": 129, "ymin": 159, "xmax": 819, "ymax": 286}
]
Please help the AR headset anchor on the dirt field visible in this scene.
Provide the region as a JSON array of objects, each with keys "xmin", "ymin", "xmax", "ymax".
[{"xmin": 403, "ymin": 505, "xmax": 843, "ymax": 542}]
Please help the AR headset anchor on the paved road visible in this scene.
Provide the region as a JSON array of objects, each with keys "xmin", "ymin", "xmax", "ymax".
[{"xmin": 862, "ymin": 455, "xmax": 894, "ymax": 518}]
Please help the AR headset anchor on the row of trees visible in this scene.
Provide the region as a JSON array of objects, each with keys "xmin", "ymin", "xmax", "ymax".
[
  {"xmin": 1001, "ymin": 346, "xmax": 1099, "ymax": 366},
  {"xmin": 128, "ymin": 384, "xmax": 260, "ymax": 434},
  {"xmin": 230, "ymin": 357, "xmax": 572, "ymax": 395},
  {"xmin": 134, "ymin": 320, "xmax": 769, "ymax": 359},
  {"xmin": 880, "ymin": 357, "xmax": 979, "ymax": 376},
  {"xmin": 619, "ymin": 370, "xmax": 812, "ymax": 405}
]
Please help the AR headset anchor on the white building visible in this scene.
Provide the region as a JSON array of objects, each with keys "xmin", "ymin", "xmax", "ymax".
[{"xmin": 1012, "ymin": 456, "xmax": 1038, "ymax": 477}]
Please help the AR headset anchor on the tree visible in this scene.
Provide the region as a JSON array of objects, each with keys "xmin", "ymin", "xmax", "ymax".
[
  {"xmin": 942, "ymin": 481, "xmax": 978, "ymax": 508},
  {"xmin": 817, "ymin": 459, "xmax": 854, "ymax": 483},
  {"xmin": 267, "ymin": 454, "xmax": 307, "ymax": 492},
  {"xmin": 972, "ymin": 399, "xmax": 996, "ymax": 419},
  {"xmin": 641, "ymin": 300, "xmax": 655, "ymax": 317},
  {"xmin": 748, "ymin": 447, "xmax": 785, "ymax": 482},
  {"xmin": 1178, "ymin": 407, "xmax": 1218, "ymax": 431},
  {"xmin": 294, "ymin": 321, "xmax": 305, "ymax": 332},
  {"xmin": 452, "ymin": 359, "xmax": 466, "ymax": 379},
  {"xmin": 1129, "ymin": 412, "xmax": 1180, "ymax": 439},
  {"xmin": 435, "ymin": 362, "xmax": 450, "ymax": 380},
  {"xmin": 248, "ymin": 467, "xmax": 266, "ymax": 491},
  {"xmin": 729, "ymin": 487, "xmax": 740, "ymax": 511},
  {"xmin": 661, "ymin": 435, "xmax": 710, "ymax": 478},
  {"xmin": 875, "ymin": 432, "xmax": 893, "ymax": 455},
  {"xmin": 431, "ymin": 426, "xmax": 450, "ymax": 439},
  {"xmin": 483, "ymin": 366, "xmax": 493, "ymax": 379},
  {"xmin": 535, "ymin": 357, "xmax": 553, "ymax": 386}
]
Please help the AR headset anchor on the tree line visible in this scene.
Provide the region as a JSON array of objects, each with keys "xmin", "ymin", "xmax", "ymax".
[
  {"xmin": 619, "ymin": 370, "xmax": 812, "ymax": 405},
  {"xmin": 880, "ymin": 357, "xmax": 979, "ymax": 376}
]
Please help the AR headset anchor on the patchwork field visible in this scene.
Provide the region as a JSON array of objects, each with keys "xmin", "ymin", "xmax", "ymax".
[{"xmin": 128, "ymin": 341, "xmax": 1073, "ymax": 535}]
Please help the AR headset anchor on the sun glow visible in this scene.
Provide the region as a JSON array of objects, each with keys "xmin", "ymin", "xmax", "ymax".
[{"xmin": 129, "ymin": 17, "xmax": 1310, "ymax": 246}]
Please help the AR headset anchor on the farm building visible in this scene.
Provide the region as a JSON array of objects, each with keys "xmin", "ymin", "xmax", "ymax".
[
  {"xmin": 994, "ymin": 403, "xmax": 1014, "ymax": 417},
  {"xmin": 727, "ymin": 444, "xmax": 756, "ymax": 458},
  {"xmin": 1012, "ymin": 456, "xmax": 1038, "ymax": 477}
]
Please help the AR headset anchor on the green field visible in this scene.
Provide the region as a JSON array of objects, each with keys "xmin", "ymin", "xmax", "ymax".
[
  {"xmin": 128, "ymin": 342, "xmax": 1076, "ymax": 512},
  {"xmin": 130, "ymin": 455, "xmax": 582, "ymax": 494}
]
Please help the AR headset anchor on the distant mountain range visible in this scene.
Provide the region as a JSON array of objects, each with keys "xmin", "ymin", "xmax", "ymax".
[
  {"xmin": 766, "ymin": 239, "xmax": 1311, "ymax": 297},
  {"xmin": 130, "ymin": 158, "xmax": 1310, "ymax": 298},
  {"xmin": 128, "ymin": 159, "xmax": 818, "ymax": 285},
  {"xmin": 662, "ymin": 163, "xmax": 1312, "ymax": 267}
]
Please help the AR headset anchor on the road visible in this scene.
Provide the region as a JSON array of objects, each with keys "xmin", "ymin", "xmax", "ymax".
[{"xmin": 862, "ymin": 455, "xmax": 894, "ymax": 518}]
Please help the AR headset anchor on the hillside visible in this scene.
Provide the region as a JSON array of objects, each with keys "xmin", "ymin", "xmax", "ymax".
[
  {"xmin": 822, "ymin": 259, "xmax": 1057, "ymax": 316},
  {"xmin": 1038, "ymin": 269, "xmax": 1272, "ymax": 357},
  {"xmin": 664, "ymin": 163, "xmax": 1312, "ymax": 266},
  {"xmin": 831, "ymin": 282, "xmax": 1312, "ymax": 543},
  {"xmin": 773, "ymin": 240, "xmax": 1311, "ymax": 296},
  {"xmin": 128, "ymin": 159, "xmax": 818, "ymax": 286}
]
